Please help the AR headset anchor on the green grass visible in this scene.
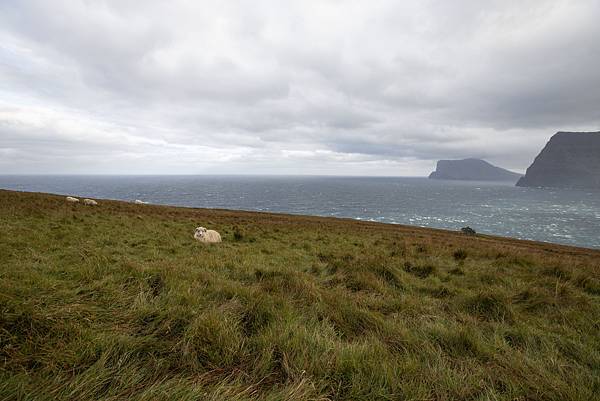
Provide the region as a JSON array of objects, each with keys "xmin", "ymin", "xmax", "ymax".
[{"xmin": 1, "ymin": 189, "xmax": 599, "ymax": 400}]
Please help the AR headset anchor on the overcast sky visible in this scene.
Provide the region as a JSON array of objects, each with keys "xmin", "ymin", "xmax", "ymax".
[{"xmin": 1, "ymin": 0, "xmax": 599, "ymax": 175}]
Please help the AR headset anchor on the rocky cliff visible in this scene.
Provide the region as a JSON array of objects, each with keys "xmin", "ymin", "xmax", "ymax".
[
  {"xmin": 516, "ymin": 131, "xmax": 600, "ymax": 189},
  {"xmin": 429, "ymin": 158, "xmax": 522, "ymax": 182}
]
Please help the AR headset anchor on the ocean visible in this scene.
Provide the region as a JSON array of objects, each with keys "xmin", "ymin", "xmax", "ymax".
[{"xmin": 1, "ymin": 175, "xmax": 599, "ymax": 249}]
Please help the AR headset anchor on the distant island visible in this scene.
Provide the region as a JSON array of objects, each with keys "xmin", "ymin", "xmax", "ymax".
[
  {"xmin": 517, "ymin": 131, "xmax": 600, "ymax": 190},
  {"xmin": 429, "ymin": 158, "xmax": 522, "ymax": 182}
]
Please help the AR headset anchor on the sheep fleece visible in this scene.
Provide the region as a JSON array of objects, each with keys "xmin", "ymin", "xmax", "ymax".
[{"xmin": 194, "ymin": 228, "xmax": 222, "ymax": 243}]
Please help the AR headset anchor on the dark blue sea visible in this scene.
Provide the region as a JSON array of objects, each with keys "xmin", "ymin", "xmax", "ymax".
[{"xmin": 1, "ymin": 175, "xmax": 599, "ymax": 249}]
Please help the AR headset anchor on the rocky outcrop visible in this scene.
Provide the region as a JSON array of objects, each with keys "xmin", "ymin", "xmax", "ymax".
[
  {"xmin": 461, "ymin": 227, "xmax": 476, "ymax": 236},
  {"xmin": 429, "ymin": 158, "xmax": 522, "ymax": 182},
  {"xmin": 516, "ymin": 131, "xmax": 600, "ymax": 190}
]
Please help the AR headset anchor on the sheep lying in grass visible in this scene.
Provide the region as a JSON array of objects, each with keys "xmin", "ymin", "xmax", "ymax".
[
  {"xmin": 83, "ymin": 198, "xmax": 98, "ymax": 206},
  {"xmin": 194, "ymin": 227, "xmax": 222, "ymax": 243},
  {"xmin": 134, "ymin": 199, "xmax": 148, "ymax": 205},
  {"xmin": 66, "ymin": 196, "xmax": 79, "ymax": 203}
]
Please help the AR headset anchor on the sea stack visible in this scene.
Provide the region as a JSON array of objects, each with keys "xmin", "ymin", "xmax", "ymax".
[
  {"xmin": 516, "ymin": 131, "xmax": 600, "ymax": 190},
  {"xmin": 429, "ymin": 158, "xmax": 522, "ymax": 182}
]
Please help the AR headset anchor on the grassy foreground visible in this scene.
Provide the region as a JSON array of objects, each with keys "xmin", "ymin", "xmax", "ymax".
[{"xmin": 1, "ymin": 189, "xmax": 599, "ymax": 401}]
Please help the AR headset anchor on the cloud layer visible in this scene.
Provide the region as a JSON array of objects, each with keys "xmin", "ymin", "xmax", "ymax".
[{"xmin": 1, "ymin": 0, "xmax": 599, "ymax": 175}]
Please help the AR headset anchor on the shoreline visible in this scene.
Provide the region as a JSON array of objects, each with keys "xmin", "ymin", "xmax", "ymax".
[{"xmin": 2, "ymin": 188, "xmax": 599, "ymax": 255}]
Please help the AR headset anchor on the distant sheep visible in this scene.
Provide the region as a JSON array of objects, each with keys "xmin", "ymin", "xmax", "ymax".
[
  {"xmin": 83, "ymin": 198, "xmax": 98, "ymax": 206},
  {"xmin": 194, "ymin": 226, "xmax": 222, "ymax": 243},
  {"xmin": 66, "ymin": 196, "xmax": 79, "ymax": 203},
  {"xmin": 134, "ymin": 199, "xmax": 148, "ymax": 205}
]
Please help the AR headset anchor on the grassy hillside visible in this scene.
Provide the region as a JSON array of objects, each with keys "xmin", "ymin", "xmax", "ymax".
[{"xmin": 1, "ymin": 189, "xmax": 599, "ymax": 401}]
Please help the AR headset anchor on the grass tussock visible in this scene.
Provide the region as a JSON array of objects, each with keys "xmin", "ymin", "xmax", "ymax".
[{"xmin": 1, "ymin": 189, "xmax": 599, "ymax": 400}]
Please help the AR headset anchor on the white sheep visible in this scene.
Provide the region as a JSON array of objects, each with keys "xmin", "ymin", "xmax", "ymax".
[
  {"xmin": 83, "ymin": 198, "xmax": 98, "ymax": 206},
  {"xmin": 193, "ymin": 226, "xmax": 222, "ymax": 243},
  {"xmin": 134, "ymin": 199, "xmax": 148, "ymax": 205},
  {"xmin": 66, "ymin": 196, "xmax": 79, "ymax": 203}
]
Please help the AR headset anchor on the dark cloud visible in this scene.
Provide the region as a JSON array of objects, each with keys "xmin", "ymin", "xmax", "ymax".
[{"xmin": 0, "ymin": 0, "xmax": 598, "ymax": 175}]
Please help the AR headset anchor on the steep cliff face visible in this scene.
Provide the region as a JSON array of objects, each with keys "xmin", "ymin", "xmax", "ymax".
[
  {"xmin": 429, "ymin": 158, "xmax": 522, "ymax": 182},
  {"xmin": 516, "ymin": 132, "xmax": 600, "ymax": 189}
]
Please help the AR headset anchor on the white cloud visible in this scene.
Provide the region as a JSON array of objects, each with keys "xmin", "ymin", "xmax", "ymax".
[{"xmin": 0, "ymin": 0, "xmax": 598, "ymax": 175}]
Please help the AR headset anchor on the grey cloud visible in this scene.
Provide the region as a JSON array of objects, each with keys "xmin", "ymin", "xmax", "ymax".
[{"xmin": 0, "ymin": 0, "xmax": 598, "ymax": 175}]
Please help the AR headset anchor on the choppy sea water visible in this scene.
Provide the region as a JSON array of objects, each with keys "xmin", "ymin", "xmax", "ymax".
[{"xmin": 1, "ymin": 175, "xmax": 599, "ymax": 249}]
